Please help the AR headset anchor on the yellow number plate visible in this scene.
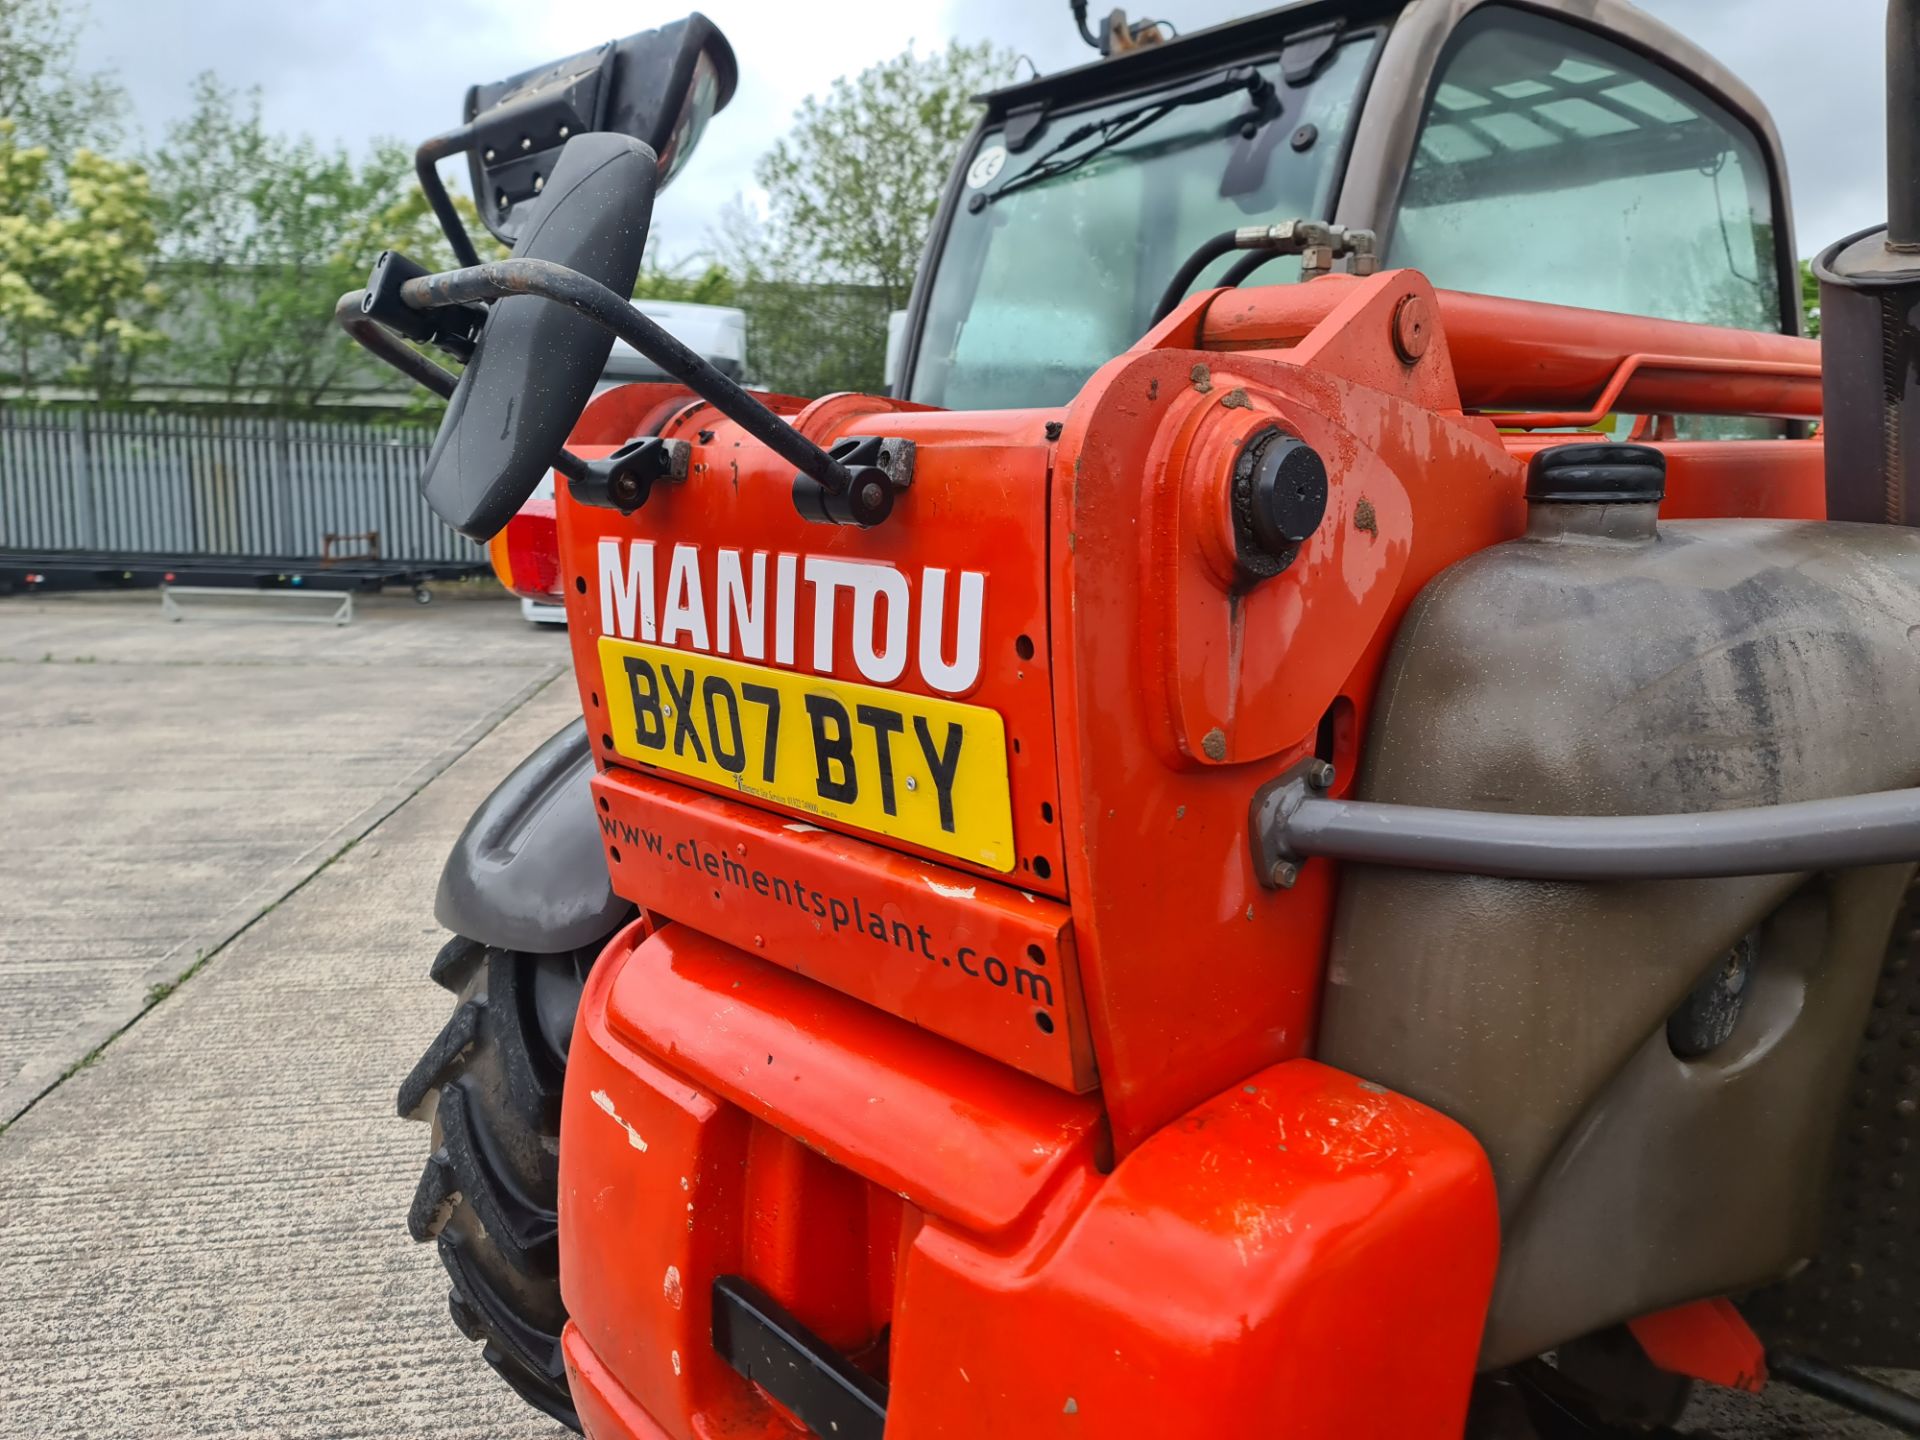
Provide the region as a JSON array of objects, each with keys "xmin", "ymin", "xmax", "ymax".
[{"xmin": 597, "ymin": 638, "xmax": 1015, "ymax": 872}]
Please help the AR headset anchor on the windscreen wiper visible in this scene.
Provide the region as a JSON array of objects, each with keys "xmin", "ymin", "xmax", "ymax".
[{"xmin": 986, "ymin": 66, "xmax": 1275, "ymax": 204}]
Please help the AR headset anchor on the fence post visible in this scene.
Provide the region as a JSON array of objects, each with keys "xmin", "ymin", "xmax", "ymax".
[
  {"xmin": 73, "ymin": 410, "xmax": 100, "ymax": 548},
  {"xmin": 270, "ymin": 415, "xmax": 292, "ymax": 554}
]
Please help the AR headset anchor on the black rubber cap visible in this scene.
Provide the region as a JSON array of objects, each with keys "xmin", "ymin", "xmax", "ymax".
[
  {"xmin": 1251, "ymin": 435, "xmax": 1329, "ymax": 549},
  {"xmin": 1232, "ymin": 427, "xmax": 1329, "ymax": 582},
  {"xmin": 1526, "ymin": 442, "xmax": 1665, "ymax": 504}
]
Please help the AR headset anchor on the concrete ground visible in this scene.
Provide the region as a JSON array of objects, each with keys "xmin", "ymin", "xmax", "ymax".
[
  {"xmin": 0, "ymin": 587, "xmax": 1910, "ymax": 1439},
  {"xmin": 1, "ymin": 588, "xmax": 572, "ymax": 1439}
]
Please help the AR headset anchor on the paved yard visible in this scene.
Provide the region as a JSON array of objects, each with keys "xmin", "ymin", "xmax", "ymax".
[
  {"xmin": 0, "ymin": 589, "xmax": 566, "ymax": 1119},
  {"xmin": 0, "ymin": 589, "xmax": 572, "ymax": 1439},
  {"xmin": 0, "ymin": 587, "xmax": 1910, "ymax": 1439}
]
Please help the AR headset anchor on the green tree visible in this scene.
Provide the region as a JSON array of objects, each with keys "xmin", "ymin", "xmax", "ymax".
[
  {"xmin": 1800, "ymin": 257, "xmax": 1821, "ymax": 338},
  {"xmin": 0, "ymin": 120, "xmax": 161, "ymax": 399},
  {"xmin": 0, "ymin": 120, "xmax": 58, "ymax": 384},
  {"xmin": 755, "ymin": 41, "xmax": 1011, "ymax": 307},
  {"xmin": 633, "ymin": 254, "xmax": 736, "ymax": 307},
  {"xmin": 730, "ymin": 41, "xmax": 1013, "ymax": 394},
  {"xmin": 0, "ymin": 0, "xmax": 125, "ymax": 156},
  {"xmin": 152, "ymin": 76, "xmax": 495, "ymax": 413},
  {"xmin": 49, "ymin": 145, "xmax": 163, "ymax": 400},
  {"xmin": 0, "ymin": 0, "xmax": 153, "ymax": 398}
]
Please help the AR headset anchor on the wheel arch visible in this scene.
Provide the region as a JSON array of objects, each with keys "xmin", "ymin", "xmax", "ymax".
[{"xmin": 436, "ymin": 717, "xmax": 634, "ymax": 953}]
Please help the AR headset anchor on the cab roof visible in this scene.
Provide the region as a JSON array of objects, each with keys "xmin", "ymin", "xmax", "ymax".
[{"xmin": 978, "ymin": 0, "xmax": 1776, "ymax": 166}]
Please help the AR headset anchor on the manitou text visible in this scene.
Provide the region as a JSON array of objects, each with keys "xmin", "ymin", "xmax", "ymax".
[{"xmin": 597, "ymin": 539, "xmax": 988, "ymax": 694}]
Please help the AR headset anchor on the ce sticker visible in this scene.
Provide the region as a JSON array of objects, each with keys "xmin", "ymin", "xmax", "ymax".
[{"xmin": 967, "ymin": 144, "xmax": 1007, "ymax": 189}]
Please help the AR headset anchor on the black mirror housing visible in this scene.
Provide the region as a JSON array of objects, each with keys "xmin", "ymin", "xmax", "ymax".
[
  {"xmin": 464, "ymin": 12, "xmax": 736, "ymax": 247},
  {"xmin": 418, "ymin": 132, "xmax": 657, "ymax": 540}
]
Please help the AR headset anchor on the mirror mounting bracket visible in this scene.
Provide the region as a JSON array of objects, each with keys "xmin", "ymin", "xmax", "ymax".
[
  {"xmin": 793, "ymin": 437, "xmax": 915, "ymax": 527},
  {"xmin": 360, "ymin": 249, "xmax": 486, "ymax": 362},
  {"xmin": 566, "ymin": 437, "xmax": 691, "ymax": 513}
]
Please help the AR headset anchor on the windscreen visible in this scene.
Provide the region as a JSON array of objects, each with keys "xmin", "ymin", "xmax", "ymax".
[{"xmin": 906, "ymin": 34, "xmax": 1378, "ymax": 412}]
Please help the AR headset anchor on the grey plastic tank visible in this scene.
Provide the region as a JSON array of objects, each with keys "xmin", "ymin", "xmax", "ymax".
[{"xmin": 1317, "ymin": 444, "xmax": 1920, "ymax": 1367}]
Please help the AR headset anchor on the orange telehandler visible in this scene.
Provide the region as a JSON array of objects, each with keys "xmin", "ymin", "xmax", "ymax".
[{"xmin": 342, "ymin": 2, "xmax": 1920, "ymax": 1434}]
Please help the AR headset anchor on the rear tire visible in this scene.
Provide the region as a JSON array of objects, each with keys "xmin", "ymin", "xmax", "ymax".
[{"xmin": 397, "ymin": 935, "xmax": 602, "ymax": 1430}]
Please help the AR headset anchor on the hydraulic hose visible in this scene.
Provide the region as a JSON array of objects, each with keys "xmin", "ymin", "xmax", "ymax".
[
  {"xmin": 1070, "ymin": 0, "xmax": 1103, "ymax": 50},
  {"xmin": 1150, "ymin": 222, "xmax": 1360, "ymax": 324},
  {"xmin": 1219, "ymin": 248, "xmax": 1280, "ymax": 289},
  {"xmin": 1768, "ymin": 1351, "xmax": 1920, "ymax": 1434},
  {"xmin": 1149, "ymin": 230, "xmax": 1250, "ymax": 325}
]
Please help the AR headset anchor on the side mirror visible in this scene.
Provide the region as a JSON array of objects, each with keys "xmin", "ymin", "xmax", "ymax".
[
  {"xmin": 464, "ymin": 12, "xmax": 737, "ymax": 247},
  {"xmin": 417, "ymin": 133, "xmax": 656, "ymax": 540}
]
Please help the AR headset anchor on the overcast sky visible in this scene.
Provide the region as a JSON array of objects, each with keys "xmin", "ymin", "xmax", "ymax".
[{"xmin": 73, "ymin": 0, "xmax": 1887, "ymax": 263}]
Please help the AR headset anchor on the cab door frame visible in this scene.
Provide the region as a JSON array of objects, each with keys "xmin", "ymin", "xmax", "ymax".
[{"xmin": 1334, "ymin": 0, "xmax": 1804, "ymax": 335}]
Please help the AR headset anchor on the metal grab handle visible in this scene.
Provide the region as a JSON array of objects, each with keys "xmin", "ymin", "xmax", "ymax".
[{"xmin": 1252, "ymin": 761, "xmax": 1920, "ymax": 886}]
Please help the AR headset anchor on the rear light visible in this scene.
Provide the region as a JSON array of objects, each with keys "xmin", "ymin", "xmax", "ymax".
[{"xmin": 489, "ymin": 482, "xmax": 563, "ymax": 600}]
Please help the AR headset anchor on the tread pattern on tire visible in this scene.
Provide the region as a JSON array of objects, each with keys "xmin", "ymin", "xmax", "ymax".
[{"xmin": 400, "ymin": 933, "xmax": 599, "ymax": 1431}]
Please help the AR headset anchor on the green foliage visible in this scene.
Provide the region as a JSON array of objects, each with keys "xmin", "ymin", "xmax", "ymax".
[
  {"xmin": 0, "ymin": 122, "xmax": 58, "ymax": 354},
  {"xmin": 634, "ymin": 255, "xmax": 736, "ymax": 307},
  {"xmin": 1800, "ymin": 257, "xmax": 1821, "ymax": 338},
  {"xmin": 738, "ymin": 276, "xmax": 897, "ymax": 399},
  {"xmin": 731, "ymin": 42, "xmax": 1014, "ymax": 395},
  {"xmin": 52, "ymin": 145, "xmax": 164, "ymax": 400},
  {"xmin": 0, "ymin": 0, "xmax": 158, "ymax": 399},
  {"xmin": 755, "ymin": 41, "xmax": 1011, "ymax": 303},
  {"xmin": 0, "ymin": 18, "xmax": 1010, "ymax": 410},
  {"xmin": 151, "ymin": 76, "xmax": 498, "ymax": 414},
  {"xmin": 0, "ymin": 120, "xmax": 162, "ymax": 399},
  {"xmin": 0, "ymin": 0, "xmax": 124, "ymax": 155}
]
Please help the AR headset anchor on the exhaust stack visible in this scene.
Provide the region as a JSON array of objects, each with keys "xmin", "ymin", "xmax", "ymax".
[{"xmin": 1818, "ymin": 0, "xmax": 1920, "ymax": 522}]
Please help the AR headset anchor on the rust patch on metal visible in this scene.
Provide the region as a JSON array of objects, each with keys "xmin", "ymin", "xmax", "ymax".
[
  {"xmin": 1190, "ymin": 364, "xmax": 1213, "ymax": 394},
  {"xmin": 1354, "ymin": 497, "xmax": 1378, "ymax": 536},
  {"xmin": 1221, "ymin": 388, "xmax": 1251, "ymax": 410},
  {"xmin": 1201, "ymin": 728, "xmax": 1227, "ymax": 761}
]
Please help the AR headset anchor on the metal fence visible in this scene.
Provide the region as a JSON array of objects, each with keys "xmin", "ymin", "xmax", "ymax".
[{"xmin": 0, "ymin": 409, "xmax": 482, "ymax": 563}]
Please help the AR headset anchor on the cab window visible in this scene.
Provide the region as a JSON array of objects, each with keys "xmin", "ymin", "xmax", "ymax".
[
  {"xmin": 1389, "ymin": 8, "xmax": 1784, "ymax": 334},
  {"xmin": 907, "ymin": 36, "xmax": 1378, "ymax": 411}
]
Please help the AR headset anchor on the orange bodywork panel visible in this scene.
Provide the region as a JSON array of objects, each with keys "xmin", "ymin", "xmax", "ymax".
[
  {"xmin": 561, "ymin": 921, "xmax": 1500, "ymax": 1439},
  {"xmin": 592, "ymin": 767, "xmax": 1094, "ymax": 1091},
  {"xmin": 545, "ymin": 270, "xmax": 1823, "ymax": 1436},
  {"xmin": 1627, "ymin": 1298, "xmax": 1769, "ymax": 1394}
]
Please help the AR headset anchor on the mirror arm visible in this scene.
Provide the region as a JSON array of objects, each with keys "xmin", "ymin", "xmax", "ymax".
[
  {"xmin": 335, "ymin": 284, "xmax": 601, "ymax": 493},
  {"xmin": 333, "ymin": 291, "xmax": 459, "ymax": 399},
  {"xmin": 398, "ymin": 258, "xmax": 908, "ymax": 526},
  {"xmin": 399, "ymin": 260, "xmax": 845, "ymax": 486},
  {"xmin": 414, "ymin": 127, "xmax": 483, "ymax": 270},
  {"xmin": 549, "ymin": 447, "xmax": 591, "ymax": 484}
]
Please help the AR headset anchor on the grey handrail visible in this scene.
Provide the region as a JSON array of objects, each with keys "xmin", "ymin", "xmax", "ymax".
[{"xmin": 1252, "ymin": 764, "xmax": 1920, "ymax": 884}]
